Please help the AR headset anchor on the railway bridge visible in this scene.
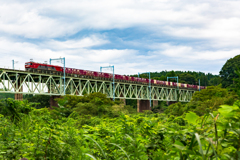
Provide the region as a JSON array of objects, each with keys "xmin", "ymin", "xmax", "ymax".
[{"xmin": 0, "ymin": 68, "xmax": 196, "ymax": 112}]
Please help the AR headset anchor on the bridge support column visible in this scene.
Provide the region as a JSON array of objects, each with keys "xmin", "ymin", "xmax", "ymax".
[
  {"xmin": 119, "ymin": 93, "xmax": 126, "ymax": 105},
  {"xmin": 167, "ymin": 101, "xmax": 178, "ymax": 106},
  {"xmin": 50, "ymin": 96, "xmax": 61, "ymax": 108},
  {"xmin": 137, "ymin": 100, "xmax": 150, "ymax": 112},
  {"xmin": 153, "ymin": 100, "xmax": 158, "ymax": 108},
  {"xmin": 120, "ymin": 98, "xmax": 126, "ymax": 105},
  {"xmin": 15, "ymin": 80, "xmax": 23, "ymax": 101},
  {"xmin": 15, "ymin": 94, "xmax": 23, "ymax": 101}
]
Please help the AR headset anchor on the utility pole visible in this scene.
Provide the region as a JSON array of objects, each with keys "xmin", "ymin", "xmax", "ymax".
[
  {"xmin": 100, "ymin": 65, "xmax": 115, "ymax": 101},
  {"xmin": 50, "ymin": 57, "xmax": 66, "ymax": 95},
  {"xmin": 199, "ymin": 79, "xmax": 201, "ymax": 91},
  {"xmin": 167, "ymin": 76, "xmax": 179, "ymax": 105},
  {"xmin": 12, "ymin": 60, "xmax": 18, "ymax": 70},
  {"xmin": 167, "ymin": 76, "xmax": 179, "ymax": 90}
]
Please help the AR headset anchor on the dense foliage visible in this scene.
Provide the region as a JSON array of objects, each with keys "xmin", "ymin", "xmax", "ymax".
[
  {"xmin": 220, "ymin": 54, "xmax": 240, "ymax": 88},
  {"xmin": 54, "ymin": 92, "xmax": 137, "ymax": 118},
  {"xmin": 1, "ymin": 90, "xmax": 240, "ymax": 159},
  {"xmin": 25, "ymin": 95, "xmax": 50, "ymax": 109},
  {"xmin": 164, "ymin": 86, "xmax": 238, "ymax": 116}
]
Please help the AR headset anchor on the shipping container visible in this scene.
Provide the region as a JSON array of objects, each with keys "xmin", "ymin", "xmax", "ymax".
[
  {"xmin": 76, "ymin": 69, "xmax": 80, "ymax": 75},
  {"xmin": 144, "ymin": 78, "xmax": 148, "ymax": 83},
  {"xmin": 93, "ymin": 71, "xmax": 99, "ymax": 77},
  {"xmin": 109, "ymin": 74, "xmax": 113, "ymax": 79},
  {"xmin": 172, "ymin": 82, "xmax": 177, "ymax": 87},
  {"xmin": 65, "ymin": 68, "xmax": 73, "ymax": 74},
  {"xmin": 158, "ymin": 81, "xmax": 165, "ymax": 85},
  {"xmin": 79, "ymin": 70, "xmax": 86, "ymax": 75},
  {"xmin": 129, "ymin": 77, "xmax": 135, "ymax": 81},
  {"xmin": 104, "ymin": 73, "xmax": 110, "ymax": 79},
  {"xmin": 98, "ymin": 72, "xmax": 104, "ymax": 78},
  {"xmin": 151, "ymin": 79, "xmax": 154, "ymax": 84},
  {"xmin": 136, "ymin": 77, "xmax": 141, "ymax": 83},
  {"xmin": 72, "ymin": 69, "xmax": 77, "ymax": 74},
  {"xmin": 187, "ymin": 84, "xmax": 194, "ymax": 88},
  {"xmin": 154, "ymin": 80, "xmax": 157, "ymax": 84},
  {"xmin": 86, "ymin": 71, "xmax": 92, "ymax": 76}
]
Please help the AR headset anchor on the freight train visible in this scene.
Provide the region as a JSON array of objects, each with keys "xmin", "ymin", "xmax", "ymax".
[{"xmin": 25, "ymin": 61, "xmax": 206, "ymax": 90}]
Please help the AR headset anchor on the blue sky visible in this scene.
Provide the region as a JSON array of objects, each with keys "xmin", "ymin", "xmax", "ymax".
[{"xmin": 0, "ymin": 0, "xmax": 240, "ymax": 75}]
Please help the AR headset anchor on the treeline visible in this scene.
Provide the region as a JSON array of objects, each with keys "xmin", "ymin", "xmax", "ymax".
[{"xmin": 131, "ymin": 70, "xmax": 220, "ymax": 86}]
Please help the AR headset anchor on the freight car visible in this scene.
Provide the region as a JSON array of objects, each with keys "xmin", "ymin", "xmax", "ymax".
[{"xmin": 25, "ymin": 62, "xmax": 206, "ymax": 90}]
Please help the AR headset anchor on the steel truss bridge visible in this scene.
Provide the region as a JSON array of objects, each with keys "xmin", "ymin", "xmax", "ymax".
[{"xmin": 0, "ymin": 68, "xmax": 196, "ymax": 102}]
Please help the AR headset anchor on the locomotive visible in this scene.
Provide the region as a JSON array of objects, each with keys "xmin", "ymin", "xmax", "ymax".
[{"xmin": 25, "ymin": 61, "xmax": 206, "ymax": 90}]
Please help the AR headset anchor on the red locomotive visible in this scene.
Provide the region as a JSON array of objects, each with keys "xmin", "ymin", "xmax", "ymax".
[
  {"xmin": 25, "ymin": 62, "xmax": 206, "ymax": 90},
  {"xmin": 25, "ymin": 62, "xmax": 62, "ymax": 72}
]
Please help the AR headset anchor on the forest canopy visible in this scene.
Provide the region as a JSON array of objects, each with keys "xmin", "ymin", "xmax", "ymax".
[{"xmin": 131, "ymin": 70, "xmax": 220, "ymax": 86}]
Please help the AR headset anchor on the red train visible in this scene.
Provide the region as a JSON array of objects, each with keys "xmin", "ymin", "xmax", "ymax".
[{"xmin": 25, "ymin": 62, "xmax": 206, "ymax": 90}]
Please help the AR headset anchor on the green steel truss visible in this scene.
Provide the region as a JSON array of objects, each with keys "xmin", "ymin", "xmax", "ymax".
[{"xmin": 0, "ymin": 68, "xmax": 195, "ymax": 102}]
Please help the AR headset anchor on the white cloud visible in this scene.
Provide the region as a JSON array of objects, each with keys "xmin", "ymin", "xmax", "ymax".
[
  {"xmin": 151, "ymin": 43, "xmax": 240, "ymax": 61},
  {"xmin": 0, "ymin": 0, "xmax": 240, "ymax": 75},
  {"xmin": 45, "ymin": 35, "xmax": 109, "ymax": 50},
  {"xmin": 0, "ymin": 0, "xmax": 239, "ymax": 41}
]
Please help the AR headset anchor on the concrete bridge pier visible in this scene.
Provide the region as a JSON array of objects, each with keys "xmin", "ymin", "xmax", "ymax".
[
  {"xmin": 137, "ymin": 100, "xmax": 151, "ymax": 112},
  {"xmin": 14, "ymin": 80, "xmax": 23, "ymax": 101},
  {"xmin": 167, "ymin": 101, "xmax": 178, "ymax": 106},
  {"xmin": 153, "ymin": 100, "xmax": 158, "ymax": 108},
  {"xmin": 49, "ymin": 96, "xmax": 61, "ymax": 108},
  {"xmin": 119, "ymin": 93, "xmax": 126, "ymax": 105},
  {"xmin": 120, "ymin": 98, "xmax": 126, "ymax": 105},
  {"xmin": 15, "ymin": 93, "xmax": 23, "ymax": 101}
]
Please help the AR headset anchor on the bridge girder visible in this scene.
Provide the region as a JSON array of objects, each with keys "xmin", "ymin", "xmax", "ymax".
[{"xmin": 0, "ymin": 69, "xmax": 195, "ymax": 102}]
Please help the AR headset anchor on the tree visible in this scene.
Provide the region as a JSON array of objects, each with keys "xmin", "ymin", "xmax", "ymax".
[
  {"xmin": 209, "ymin": 76, "xmax": 221, "ymax": 86},
  {"xmin": 220, "ymin": 54, "xmax": 240, "ymax": 88},
  {"xmin": 166, "ymin": 70, "xmax": 176, "ymax": 77},
  {"xmin": 179, "ymin": 73, "xmax": 197, "ymax": 84},
  {"xmin": 159, "ymin": 75, "xmax": 167, "ymax": 81},
  {"xmin": 164, "ymin": 86, "xmax": 238, "ymax": 116},
  {"xmin": 26, "ymin": 95, "xmax": 50, "ymax": 109},
  {"xmin": 233, "ymin": 68, "xmax": 240, "ymax": 97}
]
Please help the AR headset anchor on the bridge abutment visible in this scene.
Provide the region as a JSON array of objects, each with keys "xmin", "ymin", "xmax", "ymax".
[{"xmin": 137, "ymin": 100, "xmax": 150, "ymax": 112}]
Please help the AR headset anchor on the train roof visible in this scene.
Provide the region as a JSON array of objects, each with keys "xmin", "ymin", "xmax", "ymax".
[{"xmin": 25, "ymin": 62, "xmax": 62, "ymax": 67}]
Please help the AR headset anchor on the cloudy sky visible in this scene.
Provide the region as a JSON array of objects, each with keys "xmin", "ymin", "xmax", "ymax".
[{"xmin": 0, "ymin": 0, "xmax": 240, "ymax": 75}]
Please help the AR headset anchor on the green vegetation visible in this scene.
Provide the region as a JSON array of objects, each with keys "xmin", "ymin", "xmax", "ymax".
[
  {"xmin": 220, "ymin": 54, "xmax": 240, "ymax": 88},
  {"xmin": 25, "ymin": 95, "xmax": 50, "ymax": 109},
  {"xmin": 2, "ymin": 55, "xmax": 240, "ymax": 159},
  {"xmin": 164, "ymin": 85, "xmax": 238, "ymax": 116},
  {"xmin": 0, "ymin": 89, "xmax": 240, "ymax": 159}
]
